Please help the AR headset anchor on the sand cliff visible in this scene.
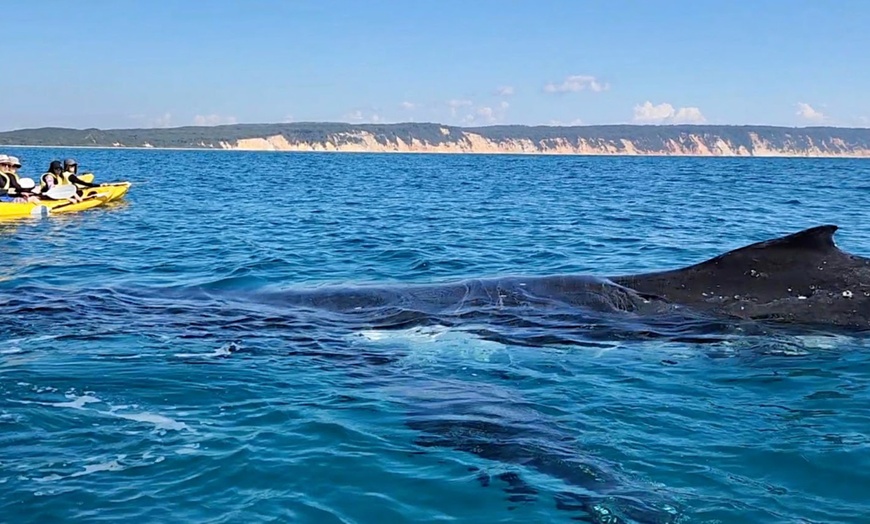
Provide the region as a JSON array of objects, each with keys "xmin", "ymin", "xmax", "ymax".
[
  {"xmin": 219, "ymin": 128, "xmax": 870, "ymax": 157},
  {"xmin": 2, "ymin": 123, "xmax": 870, "ymax": 157}
]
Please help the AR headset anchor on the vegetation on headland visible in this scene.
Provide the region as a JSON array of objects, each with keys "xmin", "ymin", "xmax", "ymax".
[{"xmin": 1, "ymin": 122, "xmax": 869, "ymax": 157}]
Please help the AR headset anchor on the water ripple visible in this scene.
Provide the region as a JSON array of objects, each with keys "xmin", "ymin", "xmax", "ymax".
[{"xmin": 1, "ymin": 150, "xmax": 869, "ymax": 522}]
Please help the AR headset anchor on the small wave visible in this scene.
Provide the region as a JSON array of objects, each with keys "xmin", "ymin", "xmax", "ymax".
[
  {"xmin": 173, "ymin": 341, "xmax": 243, "ymax": 359},
  {"xmin": 12, "ymin": 393, "xmax": 193, "ymax": 433},
  {"xmin": 349, "ymin": 324, "xmax": 508, "ymax": 366},
  {"xmin": 35, "ymin": 456, "xmax": 127, "ymax": 483}
]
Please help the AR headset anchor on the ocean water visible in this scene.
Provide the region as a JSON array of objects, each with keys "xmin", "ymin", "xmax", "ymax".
[{"xmin": 1, "ymin": 148, "xmax": 869, "ymax": 523}]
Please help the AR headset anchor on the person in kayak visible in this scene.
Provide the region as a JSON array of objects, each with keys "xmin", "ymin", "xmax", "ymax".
[
  {"xmin": 39, "ymin": 160, "xmax": 66, "ymax": 191},
  {"xmin": 62, "ymin": 159, "xmax": 100, "ymax": 189},
  {"xmin": 0, "ymin": 154, "xmax": 14, "ymax": 202},
  {"xmin": 0, "ymin": 155, "xmax": 41, "ymax": 203},
  {"xmin": 5, "ymin": 155, "xmax": 21, "ymax": 175},
  {"xmin": 39, "ymin": 159, "xmax": 98, "ymax": 202}
]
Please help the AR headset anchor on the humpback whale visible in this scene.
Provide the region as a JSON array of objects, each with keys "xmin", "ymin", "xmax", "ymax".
[
  {"xmin": 402, "ymin": 379, "xmax": 683, "ymax": 523},
  {"xmin": 609, "ymin": 224, "xmax": 870, "ymax": 330},
  {"xmin": 262, "ymin": 225, "xmax": 870, "ymax": 333},
  {"xmin": 236, "ymin": 226, "xmax": 870, "ymax": 521}
]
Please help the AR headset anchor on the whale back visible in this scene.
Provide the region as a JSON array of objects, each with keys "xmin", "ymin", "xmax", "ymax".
[{"xmin": 609, "ymin": 225, "xmax": 870, "ymax": 328}]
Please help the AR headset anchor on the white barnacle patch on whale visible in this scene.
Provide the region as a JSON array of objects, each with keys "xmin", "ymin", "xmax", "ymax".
[{"xmin": 843, "ymin": 290, "xmax": 854, "ymax": 298}]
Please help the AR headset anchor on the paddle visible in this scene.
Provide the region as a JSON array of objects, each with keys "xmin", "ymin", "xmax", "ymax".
[
  {"xmin": 29, "ymin": 205, "xmax": 50, "ymax": 217},
  {"xmin": 28, "ymin": 190, "xmax": 112, "ymax": 218},
  {"xmin": 43, "ymin": 184, "xmax": 78, "ymax": 200},
  {"xmin": 13, "ymin": 178, "xmax": 77, "ymax": 200}
]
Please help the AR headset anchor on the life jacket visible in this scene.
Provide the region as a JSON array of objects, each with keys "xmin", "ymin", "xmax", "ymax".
[
  {"xmin": 40, "ymin": 171, "xmax": 68, "ymax": 192},
  {"xmin": 63, "ymin": 169, "xmax": 93, "ymax": 188},
  {"xmin": 1, "ymin": 171, "xmax": 22, "ymax": 193}
]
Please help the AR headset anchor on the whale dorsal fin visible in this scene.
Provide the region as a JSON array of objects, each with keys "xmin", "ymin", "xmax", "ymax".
[
  {"xmin": 624, "ymin": 225, "xmax": 845, "ymax": 280},
  {"xmin": 744, "ymin": 224, "xmax": 839, "ymax": 253}
]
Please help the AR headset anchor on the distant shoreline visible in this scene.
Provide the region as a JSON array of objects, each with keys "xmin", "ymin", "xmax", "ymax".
[
  {"xmin": 2, "ymin": 122, "xmax": 870, "ymax": 158},
  {"xmin": 2, "ymin": 143, "xmax": 868, "ymax": 160}
]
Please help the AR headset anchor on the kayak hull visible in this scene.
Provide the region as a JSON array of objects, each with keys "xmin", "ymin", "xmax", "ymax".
[
  {"xmin": 0, "ymin": 194, "xmax": 110, "ymax": 219},
  {"xmin": 78, "ymin": 174, "xmax": 131, "ymax": 202},
  {"xmin": 81, "ymin": 182, "xmax": 130, "ymax": 202}
]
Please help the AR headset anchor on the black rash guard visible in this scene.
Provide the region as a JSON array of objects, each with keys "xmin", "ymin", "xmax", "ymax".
[
  {"xmin": 0, "ymin": 172, "xmax": 29, "ymax": 196},
  {"xmin": 68, "ymin": 173, "xmax": 101, "ymax": 188}
]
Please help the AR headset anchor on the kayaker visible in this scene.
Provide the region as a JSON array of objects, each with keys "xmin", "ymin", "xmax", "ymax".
[
  {"xmin": 0, "ymin": 154, "xmax": 11, "ymax": 202},
  {"xmin": 62, "ymin": 158, "xmax": 100, "ymax": 189},
  {"xmin": 0, "ymin": 155, "xmax": 41, "ymax": 203},
  {"xmin": 6, "ymin": 156, "xmax": 21, "ymax": 176},
  {"xmin": 39, "ymin": 160, "xmax": 85, "ymax": 202},
  {"xmin": 39, "ymin": 158, "xmax": 100, "ymax": 202},
  {"xmin": 39, "ymin": 160, "xmax": 65, "ymax": 190}
]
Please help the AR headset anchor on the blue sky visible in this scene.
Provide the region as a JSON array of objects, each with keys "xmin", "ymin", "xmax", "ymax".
[{"xmin": 1, "ymin": 1, "xmax": 867, "ymax": 130}]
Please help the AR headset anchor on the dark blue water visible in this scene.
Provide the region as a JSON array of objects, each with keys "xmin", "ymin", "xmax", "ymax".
[{"xmin": 1, "ymin": 148, "xmax": 869, "ymax": 523}]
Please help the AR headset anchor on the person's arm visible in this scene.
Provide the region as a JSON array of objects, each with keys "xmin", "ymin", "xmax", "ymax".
[
  {"xmin": 4, "ymin": 174, "xmax": 26, "ymax": 195},
  {"xmin": 68, "ymin": 173, "xmax": 101, "ymax": 188}
]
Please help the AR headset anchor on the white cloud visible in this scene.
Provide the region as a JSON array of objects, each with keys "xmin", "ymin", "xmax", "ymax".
[
  {"xmin": 544, "ymin": 75, "xmax": 609, "ymax": 94},
  {"xmin": 476, "ymin": 106, "xmax": 496, "ymax": 124},
  {"xmin": 673, "ymin": 106, "xmax": 706, "ymax": 124},
  {"xmin": 796, "ymin": 102, "xmax": 825, "ymax": 123},
  {"xmin": 459, "ymin": 102, "xmax": 511, "ymax": 126},
  {"xmin": 344, "ymin": 109, "xmax": 382, "ymax": 123},
  {"xmin": 633, "ymin": 101, "xmax": 706, "ymax": 124},
  {"xmin": 155, "ymin": 114, "xmax": 172, "ymax": 127},
  {"xmin": 400, "ymin": 101, "xmax": 416, "ymax": 110},
  {"xmin": 194, "ymin": 114, "xmax": 237, "ymax": 126},
  {"xmin": 128, "ymin": 112, "xmax": 173, "ymax": 128},
  {"xmin": 448, "ymin": 99, "xmax": 472, "ymax": 116},
  {"xmin": 496, "ymin": 86, "xmax": 515, "ymax": 96},
  {"xmin": 634, "ymin": 102, "xmax": 676, "ymax": 122},
  {"xmin": 548, "ymin": 118, "xmax": 584, "ymax": 126},
  {"xmin": 345, "ymin": 110, "xmax": 364, "ymax": 122}
]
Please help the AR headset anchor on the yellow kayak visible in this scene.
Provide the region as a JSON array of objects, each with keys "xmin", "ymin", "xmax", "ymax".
[
  {"xmin": 81, "ymin": 182, "xmax": 131, "ymax": 202},
  {"xmin": 0, "ymin": 172, "xmax": 132, "ymax": 220},
  {"xmin": 0, "ymin": 193, "xmax": 111, "ymax": 219},
  {"xmin": 78, "ymin": 174, "xmax": 132, "ymax": 202}
]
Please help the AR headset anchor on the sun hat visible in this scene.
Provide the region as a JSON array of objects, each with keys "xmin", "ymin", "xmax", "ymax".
[{"xmin": 7, "ymin": 156, "xmax": 21, "ymax": 167}]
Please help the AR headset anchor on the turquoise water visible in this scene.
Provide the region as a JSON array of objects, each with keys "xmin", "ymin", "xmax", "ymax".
[{"xmin": 1, "ymin": 148, "xmax": 869, "ymax": 523}]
